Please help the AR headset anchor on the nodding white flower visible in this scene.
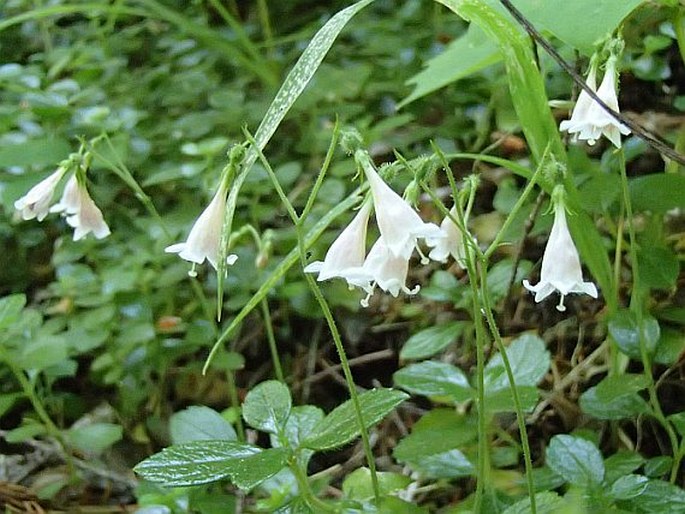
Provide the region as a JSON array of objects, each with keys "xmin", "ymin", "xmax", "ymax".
[
  {"xmin": 523, "ymin": 188, "xmax": 597, "ymax": 312},
  {"xmin": 346, "ymin": 237, "xmax": 419, "ymax": 307},
  {"xmin": 560, "ymin": 56, "xmax": 630, "ymax": 148},
  {"xmin": 304, "ymin": 200, "xmax": 372, "ymax": 290},
  {"xmin": 165, "ymin": 182, "xmax": 237, "ymax": 275},
  {"xmin": 52, "ymin": 175, "xmax": 110, "ymax": 241},
  {"xmin": 426, "ymin": 206, "xmax": 468, "ymax": 266},
  {"xmin": 361, "ymin": 160, "xmax": 443, "ymax": 260},
  {"xmin": 14, "ymin": 167, "xmax": 68, "ymax": 221}
]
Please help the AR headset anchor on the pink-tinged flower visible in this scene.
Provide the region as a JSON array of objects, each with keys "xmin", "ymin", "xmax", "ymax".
[
  {"xmin": 560, "ymin": 57, "xmax": 630, "ymax": 148},
  {"xmin": 165, "ymin": 182, "xmax": 237, "ymax": 274},
  {"xmin": 304, "ymin": 200, "xmax": 372, "ymax": 290},
  {"xmin": 14, "ymin": 167, "xmax": 68, "ymax": 221},
  {"xmin": 426, "ymin": 206, "xmax": 468, "ymax": 266},
  {"xmin": 51, "ymin": 175, "xmax": 110, "ymax": 241},
  {"xmin": 361, "ymin": 161, "xmax": 442, "ymax": 259},
  {"xmin": 523, "ymin": 188, "xmax": 597, "ymax": 312}
]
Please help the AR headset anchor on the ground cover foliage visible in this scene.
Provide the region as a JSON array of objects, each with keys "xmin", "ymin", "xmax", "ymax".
[{"xmin": 1, "ymin": 0, "xmax": 685, "ymax": 512}]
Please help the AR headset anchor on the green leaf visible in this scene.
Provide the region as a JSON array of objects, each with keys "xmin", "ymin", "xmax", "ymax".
[
  {"xmin": 630, "ymin": 174, "xmax": 685, "ymax": 213},
  {"xmin": 19, "ymin": 335, "xmax": 68, "ymax": 372},
  {"xmin": 66, "ymin": 423, "xmax": 123, "ymax": 455},
  {"xmin": 134, "ymin": 441, "xmax": 287, "ymax": 489},
  {"xmin": 579, "ymin": 374, "xmax": 650, "ymax": 420},
  {"xmin": 610, "ymin": 474, "xmax": 649, "ymax": 500},
  {"xmin": 400, "ymin": 25, "xmax": 499, "ymax": 106},
  {"xmin": 644, "ymin": 456, "xmax": 672, "ymax": 478},
  {"xmin": 302, "ymin": 388, "xmax": 408, "ymax": 451},
  {"xmin": 502, "ymin": 491, "xmax": 564, "ymax": 514},
  {"xmin": 668, "ymin": 412, "xmax": 685, "ymax": 438},
  {"xmin": 484, "ymin": 333, "xmax": 550, "ymax": 391},
  {"xmin": 0, "ymin": 137, "xmax": 70, "ymax": 167},
  {"xmin": 400, "ymin": 322, "xmax": 468, "ymax": 360},
  {"xmin": 393, "ymin": 409, "xmax": 477, "ymax": 479},
  {"xmin": 242, "ymin": 381, "xmax": 291, "ymax": 435},
  {"xmin": 274, "ymin": 405, "xmax": 324, "ymax": 450},
  {"xmin": 342, "ymin": 468, "xmax": 411, "ymax": 501},
  {"xmin": 637, "ymin": 246, "xmax": 679, "ymax": 290},
  {"xmin": 628, "ymin": 479, "xmax": 685, "ymax": 513},
  {"xmin": 608, "ymin": 310, "xmax": 661, "ymax": 359},
  {"xmin": 604, "ymin": 451, "xmax": 646, "ymax": 485},
  {"xmin": 170, "ymin": 406, "xmax": 237, "ymax": 444},
  {"xmin": 393, "ymin": 361, "xmax": 473, "ymax": 403},
  {"xmin": 546, "ymin": 434, "xmax": 605, "ymax": 488},
  {"xmin": 0, "ymin": 294, "xmax": 26, "ymax": 331}
]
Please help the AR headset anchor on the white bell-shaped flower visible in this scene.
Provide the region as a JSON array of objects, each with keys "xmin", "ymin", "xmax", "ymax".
[
  {"xmin": 14, "ymin": 167, "xmax": 68, "ymax": 221},
  {"xmin": 523, "ymin": 187, "xmax": 597, "ymax": 312},
  {"xmin": 362, "ymin": 162, "xmax": 442, "ymax": 259},
  {"xmin": 560, "ymin": 56, "xmax": 630, "ymax": 148},
  {"xmin": 165, "ymin": 182, "xmax": 237, "ymax": 273},
  {"xmin": 345, "ymin": 237, "xmax": 419, "ymax": 307},
  {"xmin": 426, "ymin": 206, "xmax": 468, "ymax": 266},
  {"xmin": 51, "ymin": 175, "xmax": 110, "ymax": 241},
  {"xmin": 304, "ymin": 200, "xmax": 372, "ymax": 291}
]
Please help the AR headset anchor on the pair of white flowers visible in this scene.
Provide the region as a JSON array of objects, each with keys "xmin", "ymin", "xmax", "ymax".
[
  {"xmin": 14, "ymin": 167, "xmax": 110, "ymax": 240},
  {"xmin": 303, "ymin": 157, "xmax": 467, "ymax": 306},
  {"xmin": 560, "ymin": 55, "xmax": 630, "ymax": 148}
]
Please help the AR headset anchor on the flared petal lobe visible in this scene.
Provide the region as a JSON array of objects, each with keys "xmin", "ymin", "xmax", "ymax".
[
  {"xmin": 523, "ymin": 201, "xmax": 597, "ymax": 312},
  {"xmin": 14, "ymin": 167, "xmax": 68, "ymax": 221}
]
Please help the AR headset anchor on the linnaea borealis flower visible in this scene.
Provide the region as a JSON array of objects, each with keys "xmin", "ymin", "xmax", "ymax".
[
  {"xmin": 560, "ymin": 55, "xmax": 630, "ymax": 148},
  {"xmin": 14, "ymin": 166, "xmax": 69, "ymax": 221},
  {"xmin": 165, "ymin": 180, "xmax": 237, "ymax": 276},
  {"xmin": 51, "ymin": 175, "xmax": 111, "ymax": 241},
  {"xmin": 360, "ymin": 156, "xmax": 442, "ymax": 260},
  {"xmin": 304, "ymin": 200, "xmax": 372, "ymax": 290},
  {"xmin": 426, "ymin": 206, "xmax": 468, "ymax": 266},
  {"xmin": 523, "ymin": 186, "xmax": 597, "ymax": 312}
]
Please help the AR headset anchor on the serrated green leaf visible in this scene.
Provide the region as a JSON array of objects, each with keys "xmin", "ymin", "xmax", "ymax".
[
  {"xmin": 302, "ymin": 388, "xmax": 408, "ymax": 451},
  {"xmin": 170, "ymin": 406, "xmax": 237, "ymax": 444},
  {"xmin": 274, "ymin": 405, "xmax": 323, "ymax": 450},
  {"xmin": 546, "ymin": 434, "xmax": 605, "ymax": 487},
  {"xmin": 134, "ymin": 441, "xmax": 286, "ymax": 489},
  {"xmin": 393, "ymin": 361, "xmax": 473, "ymax": 403},
  {"xmin": 638, "ymin": 246, "xmax": 680, "ymax": 290},
  {"xmin": 400, "ymin": 322, "xmax": 468, "ymax": 360},
  {"xmin": 242, "ymin": 381, "xmax": 291, "ymax": 435},
  {"xmin": 0, "ymin": 294, "xmax": 26, "ymax": 331}
]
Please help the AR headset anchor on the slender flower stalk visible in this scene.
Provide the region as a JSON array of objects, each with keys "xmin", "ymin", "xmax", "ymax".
[
  {"xmin": 523, "ymin": 186, "xmax": 598, "ymax": 312},
  {"xmin": 14, "ymin": 166, "xmax": 69, "ymax": 221},
  {"xmin": 165, "ymin": 180, "xmax": 237, "ymax": 275},
  {"xmin": 51, "ymin": 174, "xmax": 110, "ymax": 241}
]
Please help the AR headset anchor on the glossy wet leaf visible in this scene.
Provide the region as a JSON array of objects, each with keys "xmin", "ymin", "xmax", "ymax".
[
  {"xmin": 393, "ymin": 361, "xmax": 473, "ymax": 402},
  {"xmin": 546, "ymin": 434, "xmax": 605, "ymax": 487},
  {"xmin": 608, "ymin": 310, "xmax": 661, "ymax": 359},
  {"xmin": 242, "ymin": 380, "xmax": 291, "ymax": 435},
  {"xmin": 302, "ymin": 388, "xmax": 408, "ymax": 451},
  {"xmin": 579, "ymin": 374, "xmax": 651, "ymax": 420}
]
